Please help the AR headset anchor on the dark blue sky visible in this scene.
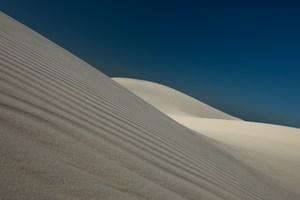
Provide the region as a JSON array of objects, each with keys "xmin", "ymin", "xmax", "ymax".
[{"xmin": 2, "ymin": 1, "xmax": 300, "ymax": 128}]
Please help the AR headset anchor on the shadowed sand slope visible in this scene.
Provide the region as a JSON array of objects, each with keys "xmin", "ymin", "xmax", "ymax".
[
  {"xmin": 0, "ymin": 12, "xmax": 299, "ymax": 199},
  {"xmin": 114, "ymin": 77, "xmax": 300, "ymax": 198}
]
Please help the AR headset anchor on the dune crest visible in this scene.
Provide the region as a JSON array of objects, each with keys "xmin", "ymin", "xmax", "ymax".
[
  {"xmin": 114, "ymin": 77, "xmax": 300, "ymax": 197},
  {"xmin": 1, "ymin": 12, "xmax": 299, "ymax": 199},
  {"xmin": 113, "ymin": 77, "xmax": 240, "ymax": 120}
]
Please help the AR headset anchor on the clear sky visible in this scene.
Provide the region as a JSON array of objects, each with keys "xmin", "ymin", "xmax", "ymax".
[{"xmin": 2, "ymin": 1, "xmax": 300, "ymax": 128}]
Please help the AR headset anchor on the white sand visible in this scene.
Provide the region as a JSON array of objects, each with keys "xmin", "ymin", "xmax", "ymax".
[
  {"xmin": 114, "ymin": 77, "xmax": 300, "ymax": 198},
  {"xmin": 114, "ymin": 78, "xmax": 240, "ymax": 120},
  {"xmin": 1, "ymin": 12, "xmax": 299, "ymax": 199}
]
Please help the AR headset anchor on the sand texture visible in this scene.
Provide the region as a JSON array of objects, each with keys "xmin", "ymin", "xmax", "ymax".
[
  {"xmin": 1, "ymin": 12, "xmax": 300, "ymax": 199},
  {"xmin": 114, "ymin": 77, "xmax": 300, "ymax": 199}
]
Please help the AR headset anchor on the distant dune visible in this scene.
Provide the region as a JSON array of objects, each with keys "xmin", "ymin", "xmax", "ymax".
[
  {"xmin": 1, "ymin": 12, "xmax": 300, "ymax": 199},
  {"xmin": 113, "ymin": 78, "xmax": 240, "ymax": 120}
]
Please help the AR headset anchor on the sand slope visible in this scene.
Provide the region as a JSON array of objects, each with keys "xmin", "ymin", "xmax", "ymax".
[
  {"xmin": 114, "ymin": 77, "xmax": 300, "ymax": 198},
  {"xmin": 0, "ymin": 12, "xmax": 299, "ymax": 199},
  {"xmin": 113, "ymin": 78, "xmax": 240, "ymax": 120}
]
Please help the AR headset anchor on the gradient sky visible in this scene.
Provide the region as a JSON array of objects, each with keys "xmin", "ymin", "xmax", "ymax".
[{"xmin": 2, "ymin": 1, "xmax": 300, "ymax": 128}]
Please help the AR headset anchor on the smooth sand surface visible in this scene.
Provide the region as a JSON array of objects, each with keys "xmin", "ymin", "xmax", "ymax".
[
  {"xmin": 113, "ymin": 78, "xmax": 240, "ymax": 120},
  {"xmin": 114, "ymin": 77, "xmax": 300, "ymax": 198},
  {"xmin": 1, "ymin": 12, "xmax": 299, "ymax": 199}
]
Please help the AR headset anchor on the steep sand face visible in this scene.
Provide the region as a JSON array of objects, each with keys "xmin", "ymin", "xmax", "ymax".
[
  {"xmin": 0, "ymin": 12, "xmax": 299, "ymax": 200},
  {"xmin": 113, "ymin": 78, "xmax": 240, "ymax": 120},
  {"xmin": 114, "ymin": 77, "xmax": 300, "ymax": 197}
]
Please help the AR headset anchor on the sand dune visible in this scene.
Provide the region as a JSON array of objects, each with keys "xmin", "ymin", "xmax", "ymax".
[
  {"xmin": 1, "ymin": 12, "xmax": 299, "ymax": 200},
  {"xmin": 114, "ymin": 77, "xmax": 300, "ymax": 198},
  {"xmin": 113, "ymin": 78, "xmax": 240, "ymax": 120}
]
